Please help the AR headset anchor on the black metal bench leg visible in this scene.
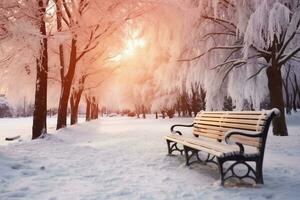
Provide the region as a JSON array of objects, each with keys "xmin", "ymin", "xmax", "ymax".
[
  {"xmin": 166, "ymin": 139, "xmax": 183, "ymax": 155},
  {"xmin": 184, "ymin": 146, "xmax": 207, "ymax": 166},
  {"xmin": 256, "ymin": 160, "xmax": 264, "ymax": 184},
  {"xmin": 166, "ymin": 140, "xmax": 172, "ymax": 155},
  {"xmin": 184, "ymin": 146, "xmax": 191, "ymax": 166},
  {"xmin": 217, "ymin": 158, "xmax": 225, "ymax": 186}
]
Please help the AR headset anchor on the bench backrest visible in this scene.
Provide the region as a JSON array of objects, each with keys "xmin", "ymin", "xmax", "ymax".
[{"xmin": 193, "ymin": 110, "xmax": 277, "ymax": 148}]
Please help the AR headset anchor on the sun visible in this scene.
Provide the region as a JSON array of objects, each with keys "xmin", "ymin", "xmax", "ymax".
[
  {"xmin": 123, "ymin": 37, "xmax": 145, "ymax": 57},
  {"xmin": 110, "ymin": 37, "xmax": 146, "ymax": 62}
]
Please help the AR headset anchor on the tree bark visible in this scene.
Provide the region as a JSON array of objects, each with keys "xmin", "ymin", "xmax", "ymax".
[
  {"xmin": 283, "ymin": 65, "xmax": 292, "ymax": 114},
  {"xmin": 289, "ymin": 75, "xmax": 298, "ymax": 112},
  {"xmin": 70, "ymin": 88, "xmax": 83, "ymax": 125},
  {"xmin": 95, "ymin": 103, "xmax": 99, "ymax": 119},
  {"xmin": 293, "ymin": 74, "xmax": 300, "ymax": 110},
  {"xmin": 32, "ymin": 0, "xmax": 48, "ymax": 140},
  {"xmin": 266, "ymin": 66, "xmax": 288, "ymax": 136},
  {"xmin": 91, "ymin": 97, "xmax": 97, "ymax": 119},
  {"xmin": 142, "ymin": 105, "xmax": 146, "ymax": 119},
  {"xmin": 86, "ymin": 96, "xmax": 91, "ymax": 121},
  {"xmin": 56, "ymin": 38, "xmax": 77, "ymax": 129},
  {"xmin": 162, "ymin": 111, "xmax": 165, "ymax": 119}
]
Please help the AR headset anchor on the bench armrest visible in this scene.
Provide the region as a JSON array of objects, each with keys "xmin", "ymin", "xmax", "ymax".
[
  {"xmin": 224, "ymin": 129, "xmax": 262, "ymax": 154},
  {"xmin": 170, "ymin": 123, "xmax": 194, "ymax": 135}
]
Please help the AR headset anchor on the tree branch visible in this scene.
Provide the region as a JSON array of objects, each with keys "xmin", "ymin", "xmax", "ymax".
[{"xmin": 178, "ymin": 45, "xmax": 243, "ymax": 62}]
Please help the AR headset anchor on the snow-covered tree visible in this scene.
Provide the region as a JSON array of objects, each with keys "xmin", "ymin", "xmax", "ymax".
[
  {"xmin": 1, "ymin": 0, "xmax": 50, "ymax": 139},
  {"xmin": 178, "ymin": 0, "xmax": 300, "ymax": 136}
]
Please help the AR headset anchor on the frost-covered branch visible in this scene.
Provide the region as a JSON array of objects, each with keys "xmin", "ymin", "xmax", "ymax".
[
  {"xmin": 178, "ymin": 45, "xmax": 243, "ymax": 62},
  {"xmin": 202, "ymin": 32, "xmax": 236, "ymax": 40},
  {"xmin": 220, "ymin": 61, "xmax": 246, "ymax": 83},
  {"xmin": 202, "ymin": 15, "xmax": 237, "ymax": 29},
  {"xmin": 278, "ymin": 17, "xmax": 300, "ymax": 59},
  {"xmin": 279, "ymin": 46, "xmax": 300, "ymax": 65},
  {"xmin": 247, "ymin": 66, "xmax": 268, "ymax": 80}
]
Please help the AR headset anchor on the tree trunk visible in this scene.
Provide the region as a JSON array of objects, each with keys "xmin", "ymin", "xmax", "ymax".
[
  {"xmin": 293, "ymin": 74, "xmax": 300, "ymax": 110},
  {"xmin": 155, "ymin": 112, "xmax": 158, "ymax": 119},
  {"xmin": 289, "ymin": 75, "xmax": 298, "ymax": 112},
  {"xmin": 86, "ymin": 96, "xmax": 91, "ymax": 121},
  {"xmin": 70, "ymin": 96, "xmax": 77, "ymax": 125},
  {"xmin": 91, "ymin": 97, "xmax": 97, "ymax": 119},
  {"xmin": 188, "ymin": 108, "xmax": 192, "ymax": 117},
  {"xmin": 177, "ymin": 110, "xmax": 181, "ymax": 117},
  {"xmin": 95, "ymin": 104, "xmax": 99, "ymax": 119},
  {"xmin": 70, "ymin": 88, "xmax": 83, "ymax": 125},
  {"xmin": 282, "ymin": 80, "xmax": 291, "ymax": 114},
  {"xmin": 283, "ymin": 65, "xmax": 292, "ymax": 114},
  {"xmin": 56, "ymin": 38, "xmax": 77, "ymax": 129},
  {"xmin": 266, "ymin": 66, "xmax": 288, "ymax": 136},
  {"xmin": 32, "ymin": 0, "xmax": 48, "ymax": 140},
  {"xmin": 142, "ymin": 105, "xmax": 146, "ymax": 119}
]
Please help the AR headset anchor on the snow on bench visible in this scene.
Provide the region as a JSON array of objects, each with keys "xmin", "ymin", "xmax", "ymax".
[{"xmin": 165, "ymin": 108, "xmax": 280, "ymax": 186}]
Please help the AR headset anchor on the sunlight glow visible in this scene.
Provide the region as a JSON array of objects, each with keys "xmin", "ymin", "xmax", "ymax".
[
  {"xmin": 123, "ymin": 38, "xmax": 145, "ymax": 57},
  {"xmin": 110, "ymin": 37, "xmax": 146, "ymax": 62}
]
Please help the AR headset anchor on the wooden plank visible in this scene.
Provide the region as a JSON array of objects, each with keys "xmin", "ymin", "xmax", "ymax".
[
  {"xmin": 183, "ymin": 137, "xmax": 239, "ymax": 153},
  {"xmin": 165, "ymin": 134, "xmax": 259, "ymax": 156},
  {"xmin": 194, "ymin": 128, "xmax": 224, "ymax": 136},
  {"xmin": 193, "ymin": 127, "xmax": 261, "ymax": 147},
  {"xmin": 221, "ymin": 122, "xmax": 262, "ymax": 131},
  {"xmin": 165, "ymin": 135, "xmax": 185, "ymax": 144},
  {"xmin": 193, "ymin": 130, "xmax": 223, "ymax": 140},
  {"xmin": 194, "ymin": 124, "xmax": 230, "ymax": 132},
  {"xmin": 201, "ymin": 111, "xmax": 266, "ymax": 115},
  {"xmin": 194, "ymin": 121, "xmax": 263, "ymax": 131},
  {"xmin": 199, "ymin": 114, "xmax": 266, "ymax": 120},
  {"xmin": 230, "ymin": 135, "xmax": 261, "ymax": 147},
  {"xmin": 194, "ymin": 117, "xmax": 266, "ymax": 125},
  {"xmin": 194, "ymin": 120, "xmax": 222, "ymax": 127},
  {"xmin": 193, "ymin": 128, "xmax": 224, "ymax": 137},
  {"xmin": 183, "ymin": 142, "xmax": 223, "ymax": 157}
]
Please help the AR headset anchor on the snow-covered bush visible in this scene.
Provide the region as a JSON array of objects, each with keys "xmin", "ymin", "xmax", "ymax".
[{"xmin": 0, "ymin": 95, "xmax": 13, "ymax": 118}]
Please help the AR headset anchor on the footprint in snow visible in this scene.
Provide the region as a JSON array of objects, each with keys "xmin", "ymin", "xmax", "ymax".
[
  {"xmin": 162, "ymin": 177, "xmax": 171, "ymax": 182},
  {"xmin": 262, "ymin": 193, "xmax": 274, "ymax": 199},
  {"xmin": 21, "ymin": 170, "xmax": 37, "ymax": 176},
  {"xmin": 11, "ymin": 164, "xmax": 23, "ymax": 170}
]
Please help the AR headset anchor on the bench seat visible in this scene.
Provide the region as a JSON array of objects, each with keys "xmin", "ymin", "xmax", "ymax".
[{"xmin": 165, "ymin": 134, "xmax": 259, "ymax": 158}]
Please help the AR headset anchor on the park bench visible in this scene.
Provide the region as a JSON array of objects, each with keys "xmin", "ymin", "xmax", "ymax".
[{"xmin": 165, "ymin": 108, "xmax": 280, "ymax": 185}]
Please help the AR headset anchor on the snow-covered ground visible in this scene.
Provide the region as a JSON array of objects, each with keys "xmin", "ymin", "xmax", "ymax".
[
  {"xmin": 0, "ymin": 116, "xmax": 85, "ymax": 145},
  {"xmin": 0, "ymin": 115, "xmax": 300, "ymax": 199}
]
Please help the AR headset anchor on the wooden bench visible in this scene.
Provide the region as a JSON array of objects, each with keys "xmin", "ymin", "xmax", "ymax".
[{"xmin": 165, "ymin": 109, "xmax": 280, "ymax": 185}]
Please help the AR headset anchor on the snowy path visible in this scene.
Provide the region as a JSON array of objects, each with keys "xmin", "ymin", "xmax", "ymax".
[{"xmin": 1, "ymin": 117, "xmax": 300, "ymax": 200}]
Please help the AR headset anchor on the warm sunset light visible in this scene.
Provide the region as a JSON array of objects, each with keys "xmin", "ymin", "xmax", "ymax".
[
  {"xmin": 111, "ymin": 36, "xmax": 146, "ymax": 62},
  {"xmin": 123, "ymin": 37, "xmax": 145, "ymax": 56},
  {"xmin": 1, "ymin": 0, "xmax": 300, "ymax": 198}
]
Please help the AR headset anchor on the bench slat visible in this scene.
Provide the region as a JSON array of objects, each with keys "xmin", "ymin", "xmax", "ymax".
[
  {"xmin": 199, "ymin": 111, "xmax": 267, "ymax": 115},
  {"xmin": 193, "ymin": 129, "xmax": 223, "ymax": 140},
  {"xmin": 165, "ymin": 135, "xmax": 238, "ymax": 157},
  {"xmin": 195, "ymin": 120, "xmax": 261, "ymax": 131},
  {"xmin": 194, "ymin": 122, "xmax": 262, "ymax": 132},
  {"xmin": 198, "ymin": 114, "xmax": 267, "ymax": 120},
  {"xmin": 194, "ymin": 117, "xmax": 266, "ymax": 125},
  {"xmin": 192, "ymin": 129, "xmax": 261, "ymax": 147},
  {"xmin": 230, "ymin": 135, "xmax": 261, "ymax": 147}
]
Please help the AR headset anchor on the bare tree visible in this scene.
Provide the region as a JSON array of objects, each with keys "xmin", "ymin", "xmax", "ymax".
[{"xmin": 32, "ymin": 0, "xmax": 49, "ymax": 139}]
